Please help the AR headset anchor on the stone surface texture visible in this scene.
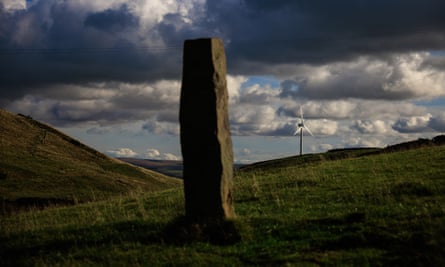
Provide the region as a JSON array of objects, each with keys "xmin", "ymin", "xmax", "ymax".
[{"xmin": 179, "ymin": 38, "xmax": 235, "ymax": 221}]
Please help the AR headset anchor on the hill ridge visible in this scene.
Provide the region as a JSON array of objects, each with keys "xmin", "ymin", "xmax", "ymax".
[
  {"xmin": 0, "ymin": 108, "xmax": 181, "ymax": 214},
  {"xmin": 16, "ymin": 113, "xmax": 108, "ymax": 160},
  {"xmin": 240, "ymin": 135, "xmax": 445, "ymax": 172}
]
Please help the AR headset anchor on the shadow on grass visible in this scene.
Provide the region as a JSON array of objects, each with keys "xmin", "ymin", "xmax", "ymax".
[
  {"xmin": 0, "ymin": 217, "xmax": 243, "ymax": 266},
  {"xmin": 0, "ymin": 220, "xmax": 162, "ymax": 266},
  {"xmin": 288, "ymin": 212, "xmax": 445, "ymax": 266},
  {"xmin": 2, "ymin": 211, "xmax": 444, "ymax": 266},
  {"xmin": 163, "ymin": 216, "xmax": 242, "ymax": 245},
  {"xmin": 241, "ymin": 211, "xmax": 445, "ymax": 266}
]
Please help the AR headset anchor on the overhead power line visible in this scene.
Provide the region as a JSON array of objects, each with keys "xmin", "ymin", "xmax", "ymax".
[
  {"xmin": 1, "ymin": 27, "xmax": 443, "ymax": 56},
  {"xmin": 0, "ymin": 44, "xmax": 183, "ymax": 56}
]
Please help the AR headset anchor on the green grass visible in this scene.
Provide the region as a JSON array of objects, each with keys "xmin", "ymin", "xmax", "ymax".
[{"xmin": 1, "ymin": 146, "xmax": 445, "ymax": 266}]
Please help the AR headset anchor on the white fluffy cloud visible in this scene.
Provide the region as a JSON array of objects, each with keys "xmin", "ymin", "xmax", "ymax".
[
  {"xmin": 106, "ymin": 147, "xmax": 180, "ymax": 160},
  {"xmin": 307, "ymin": 119, "xmax": 338, "ymax": 136},
  {"xmin": 345, "ymin": 136, "xmax": 386, "ymax": 148},
  {"xmin": 392, "ymin": 114, "xmax": 433, "ymax": 133},
  {"xmin": 107, "ymin": 148, "xmax": 138, "ymax": 157},
  {"xmin": 162, "ymin": 153, "xmax": 180, "ymax": 161},
  {"xmin": 226, "ymin": 75, "xmax": 247, "ymax": 104},
  {"xmin": 304, "ymin": 101, "xmax": 358, "ymax": 119},
  {"xmin": 1, "ymin": 0, "xmax": 26, "ymax": 11},
  {"xmin": 230, "ymin": 104, "xmax": 278, "ymax": 135},
  {"xmin": 351, "ymin": 120, "xmax": 392, "ymax": 135},
  {"xmin": 279, "ymin": 53, "xmax": 445, "ymax": 101},
  {"xmin": 145, "ymin": 148, "xmax": 161, "ymax": 158},
  {"xmin": 145, "ymin": 148, "xmax": 180, "ymax": 160}
]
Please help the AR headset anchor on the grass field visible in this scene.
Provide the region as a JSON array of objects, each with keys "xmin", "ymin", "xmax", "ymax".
[{"xmin": 1, "ymin": 145, "xmax": 445, "ymax": 266}]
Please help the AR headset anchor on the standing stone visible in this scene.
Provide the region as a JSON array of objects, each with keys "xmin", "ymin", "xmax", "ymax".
[{"xmin": 180, "ymin": 38, "xmax": 235, "ymax": 221}]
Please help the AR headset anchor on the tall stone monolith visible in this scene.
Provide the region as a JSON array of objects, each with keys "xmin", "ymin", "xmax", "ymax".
[{"xmin": 179, "ymin": 38, "xmax": 235, "ymax": 221}]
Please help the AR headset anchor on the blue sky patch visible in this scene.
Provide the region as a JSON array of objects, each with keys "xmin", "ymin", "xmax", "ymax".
[{"xmin": 243, "ymin": 76, "xmax": 281, "ymax": 89}]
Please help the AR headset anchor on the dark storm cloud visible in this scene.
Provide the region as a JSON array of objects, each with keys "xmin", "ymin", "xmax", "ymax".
[
  {"xmin": 0, "ymin": 1, "xmax": 182, "ymax": 101},
  {"xmin": 211, "ymin": 0, "xmax": 445, "ymax": 72},
  {"xmin": 84, "ymin": 5, "xmax": 139, "ymax": 33},
  {"xmin": 1, "ymin": 0, "xmax": 445, "ymax": 103}
]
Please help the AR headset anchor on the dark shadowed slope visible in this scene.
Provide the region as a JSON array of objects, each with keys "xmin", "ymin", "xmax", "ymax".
[{"xmin": 0, "ymin": 109, "xmax": 181, "ymax": 212}]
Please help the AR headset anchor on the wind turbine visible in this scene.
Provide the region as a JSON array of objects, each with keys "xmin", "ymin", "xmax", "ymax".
[{"xmin": 294, "ymin": 106, "xmax": 313, "ymax": 156}]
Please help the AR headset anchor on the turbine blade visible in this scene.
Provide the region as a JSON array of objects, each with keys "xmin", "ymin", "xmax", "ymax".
[
  {"xmin": 300, "ymin": 106, "xmax": 304, "ymax": 120},
  {"xmin": 304, "ymin": 126, "xmax": 314, "ymax": 136},
  {"xmin": 294, "ymin": 127, "xmax": 302, "ymax": 135}
]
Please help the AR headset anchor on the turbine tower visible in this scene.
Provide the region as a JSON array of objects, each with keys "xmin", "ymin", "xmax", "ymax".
[{"xmin": 294, "ymin": 106, "xmax": 313, "ymax": 156}]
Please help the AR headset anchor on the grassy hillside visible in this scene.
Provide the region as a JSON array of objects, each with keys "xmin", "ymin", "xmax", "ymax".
[
  {"xmin": 1, "ymin": 143, "xmax": 444, "ymax": 266},
  {"xmin": 239, "ymin": 147, "xmax": 381, "ymax": 172},
  {"xmin": 0, "ymin": 109, "xmax": 180, "ymax": 212}
]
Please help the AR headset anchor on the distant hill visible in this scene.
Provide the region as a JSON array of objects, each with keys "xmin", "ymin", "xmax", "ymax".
[
  {"xmin": 120, "ymin": 135, "xmax": 445, "ymax": 177},
  {"xmin": 118, "ymin": 158, "xmax": 246, "ymax": 178},
  {"xmin": 0, "ymin": 109, "xmax": 181, "ymax": 213},
  {"xmin": 239, "ymin": 135, "xmax": 445, "ymax": 172},
  {"xmin": 118, "ymin": 158, "xmax": 183, "ymax": 178}
]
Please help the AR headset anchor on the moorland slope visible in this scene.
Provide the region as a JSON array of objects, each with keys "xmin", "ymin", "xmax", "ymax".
[
  {"xmin": 0, "ymin": 109, "xmax": 180, "ymax": 212},
  {"xmin": 1, "ymin": 132, "xmax": 444, "ymax": 265}
]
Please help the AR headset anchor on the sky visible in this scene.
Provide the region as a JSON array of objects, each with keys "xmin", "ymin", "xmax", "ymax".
[{"xmin": 1, "ymin": 0, "xmax": 445, "ymax": 163}]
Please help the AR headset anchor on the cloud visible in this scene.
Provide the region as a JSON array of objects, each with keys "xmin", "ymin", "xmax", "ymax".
[
  {"xmin": 351, "ymin": 120, "xmax": 391, "ymax": 135},
  {"xmin": 0, "ymin": 1, "xmax": 184, "ymax": 98},
  {"xmin": 219, "ymin": 1, "xmax": 445, "ymax": 70},
  {"xmin": 278, "ymin": 100, "xmax": 358, "ymax": 119},
  {"xmin": 142, "ymin": 120, "xmax": 179, "ymax": 135},
  {"xmin": 234, "ymin": 148, "xmax": 253, "ymax": 164},
  {"xmin": 162, "ymin": 153, "xmax": 180, "ymax": 161},
  {"xmin": 84, "ymin": 4, "xmax": 139, "ymax": 33},
  {"xmin": 84, "ymin": 4, "xmax": 139, "ymax": 32},
  {"xmin": 230, "ymin": 104, "xmax": 278, "ymax": 135},
  {"xmin": 1, "ymin": 0, "xmax": 26, "ymax": 12},
  {"xmin": 391, "ymin": 112, "xmax": 445, "ymax": 134},
  {"xmin": 277, "ymin": 54, "xmax": 445, "ymax": 101},
  {"xmin": 345, "ymin": 136, "xmax": 386, "ymax": 148},
  {"xmin": 1, "ymin": 0, "xmax": 445, "ymax": 164},
  {"xmin": 306, "ymin": 119, "xmax": 338, "ymax": 136},
  {"xmin": 110, "ymin": 80, "xmax": 180, "ymax": 110},
  {"xmin": 1, "ymin": 1, "xmax": 444, "ymax": 98},
  {"xmin": 107, "ymin": 147, "xmax": 138, "ymax": 157},
  {"xmin": 392, "ymin": 114, "xmax": 433, "ymax": 133},
  {"xmin": 239, "ymin": 83, "xmax": 280, "ymax": 104},
  {"xmin": 226, "ymin": 75, "xmax": 247, "ymax": 104},
  {"xmin": 145, "ymin": 148, "xmax": 180, "ymax": 160},
  {"xmin": 428, "ymin": 112, "xmax": 445, "ymax": 132},
  {"xmin": 6, "ymin": 80, "xmax": 180, "ymax": 126},
  {"xmin": 145, "ymin": 148, "xmax": 161, "ymax": 158}
]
